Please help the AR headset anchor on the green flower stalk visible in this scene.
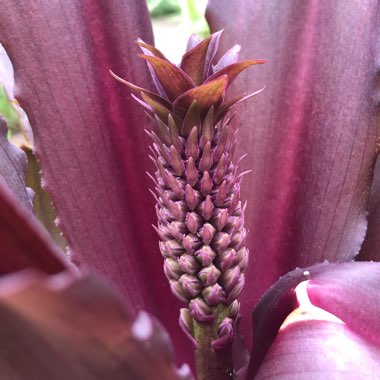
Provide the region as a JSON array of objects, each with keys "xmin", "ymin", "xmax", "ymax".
[{"xmin": 112, "ymin": 31, "xmax": 264, "ymax": 380}]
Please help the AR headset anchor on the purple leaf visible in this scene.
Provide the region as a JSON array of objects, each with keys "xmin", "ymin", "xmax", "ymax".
[
  {"xmin": 247, "ymin": 262, "xmax": 380, "ymax": 378},
  {"xmin": 0, "ymin": 0, "xmax": 192, "ymax": 365},
  {"xmin": 173, "ymin": 76, "xmax": 228, "ymax": 116},
  {"xmin": 140, "ymin": 55, "xmax": 195, "ymax": 101},
  {"xmin": 180, "ymin": 35, "xmax": 213, "ymax": 85},
  {"xmin": 206, "ymin": 60, "xmax": 266, "ymax": 88},
  {"xmin": 0, "ymin": 270, "xmax": 189, "ymax": 380},
  {"xmin": 207, "ymin": 0, "xmax": 380, "ymax": 343},
  {"xmin": 0, "ymin": 175, "xmax": 67, "ymax": 274}
]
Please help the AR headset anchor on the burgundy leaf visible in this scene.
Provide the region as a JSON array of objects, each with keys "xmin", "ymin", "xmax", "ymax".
[
  {"xmin": 0, "ymin": 270, "xmax": 190, "ymax": 380},
  {"xmin": 136, "ymin": 39, "xmax": 168, "ymax": 60},
  {"xmin": 173, "ymin": 76, "xmax": 228, "ymax": 116},
  {"xmin": 180, "ymin": 35, "xmax": 213, "ymax": 85},
  {"xmin": 213, "ymin": 44, "xmax": 241, "ymax": 73},
  {"xmin": 0, "ymin": 175, "xmax": 68, "ymax": 274},
  {"xmin": 140, "ymin": 55, "xmax": 195, "ymax": 101},
  {"xmin": 0, "ymin": 0, "xmax": 192, "ymax": 365},
  {"xmin": 110, "ymin": 70, "xmax": 172, "ymax": 110},
  {"xmin": 206, "ymin": 60, "xmax": 266, "ymax": 88},
  {"xmin": 207, "ymin": 0, "xmax": 380, "ymax": 344}
]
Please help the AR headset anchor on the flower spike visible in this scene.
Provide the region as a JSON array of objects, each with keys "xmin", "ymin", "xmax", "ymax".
[{"xmin": 115, "ymin": 31, "xmax": 265, "ymax": 380}]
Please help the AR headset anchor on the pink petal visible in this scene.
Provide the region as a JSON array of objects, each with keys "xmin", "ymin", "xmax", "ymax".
[
  {"xmin": 207, "ymin": 0, "xmax": 379, "ymax": 342},
  {"xmin": 0, "ymin": 270, "xmax": 188, "ymax": 380},
  {"xmin": 0, "ymin": 0, "xmax": 192, "ymax": 364}
]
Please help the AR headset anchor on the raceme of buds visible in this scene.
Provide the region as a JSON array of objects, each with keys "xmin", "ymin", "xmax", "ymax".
[{"xmin": 113, "ymin": 31, "xmax": 265, "ymax": 350}]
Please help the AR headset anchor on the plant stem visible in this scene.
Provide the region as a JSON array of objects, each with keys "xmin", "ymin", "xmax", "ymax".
[{"xmin": 193, "ymin": 305, "xmax": 234, "ymax": 380}]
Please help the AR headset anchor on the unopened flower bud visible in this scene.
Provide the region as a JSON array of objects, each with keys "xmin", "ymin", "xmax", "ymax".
[
  {"xmin": 185, "ymin": 184, "xmax": 202, "ymax": 210},
  {"xmin": 213, "ymin": 153, "xmax": 228, "ymax": 184},
  {"xmin": 179, "ymin": 308, "xmax": 196, "ymax": 347},
  {"xmin": 165, "ymin": 171, "xmax": 185, "ymax": 198},
  {"xmin": 214, "ymin": 180, "xmax": 227, "ymax": 207},
  {"xmin": 182, "ymin": 234, "xmax": 201, "ymax": 254},
  {"xmin": 185, "ymin": 157, "xmax": 198, "ymax": 187},
  {"xmin": 225, "ymin": 274, "xmax": 245, "ymax": 305},
  {"xmin": 212, "ymin": 231, "xmax": 231, "ymax": 252},
  {"xmin": 199, "ymin": 223, "xmax": 216, "ymax": 245},
  {"xmin": 195, "ymin": 246, "xmax": 216, "ymax": 267},
  {"xmin": 211, "ymin": 208, "xmax": 228, "ymax": 231},
  {"xmin": 215, "ymin": 248, "xmax": 237, "ymax": 271},
  {"xmin": 168, "ymin": 200, "xmax": 187, "ymax": 222},
  {"xmin": 178, "ymin": 254, "xmax": 200, "ymax": 274},
  {"xmin": 199, "ymin": 141, "xmax": 213, "ymax": 172},
  {"xmin": 202, "ymin": 283, "xmax": 225, "ymax": 306},
  {"xmin": 179, "ymin": 274, "xmax": 202, "ymax": 298},
  {"xmin": 230, "ymin": 228, "xmax": 247, "ymax": 251},
  {"xmin": 167, "ymin": 221, "xmax": 186, "ymax": 241},
  {"xmin": 189, "ymin": 297, "xmax": 214, "ymax": 323},
  {"xmin": 185, "ymin": 126, "xmax": 200, "ymax": 161},
  {"xmin": 228, "ymin": 300, "xmax": 240, "ymax": 319},
  {"xmin": 200, "ymin": 171, "xmax": 213, "ymax": 196},
  {"xmin": 170, "ymin": 280, "xmax": 190, "ymax": 302},
  {"xmin": 212, "ymin": 317, "xmax": 234, "ymax": 350},
  {"xmin": 236, "ymin": 247, "xmax": 249, "ymax": 271},
  {"xmin": 164, "ymin": 239, "xmax": 185, "ymax": 257},
  {"xmin": 164, "ymin": 258, "xmax": 182, "ymax": 280},
  {"xmin": 170, "ymin": 145, "xmax": 185, "ymax": 176},
  {"xmin": 220, "ymin": 266, "xmax": 240, "ymax": 292},
  {"xmin": 198, "ymin": 265, "xmax": 221, "ymax": 286},
  {"xmin": 185, "ymin": 212, "xmax": 202, "ymax": 234},
  {"xmin": 197, "ymin": 195, "xmax": 214, "ymax": 220}
]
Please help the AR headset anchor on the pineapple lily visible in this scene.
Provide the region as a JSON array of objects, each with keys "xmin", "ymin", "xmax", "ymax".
[
  {"xmin": 0, "ymin": 1, "xmax": 380, "ymax": 379},
  {"xmin": 111, "ymin": 32, "xmax": 265, "ymax": 378}
]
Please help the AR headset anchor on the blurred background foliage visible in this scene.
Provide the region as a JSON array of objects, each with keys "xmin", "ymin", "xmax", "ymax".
[{"xmin": 147, "ymin": 0, "xmax": 209, "ymax": 62}]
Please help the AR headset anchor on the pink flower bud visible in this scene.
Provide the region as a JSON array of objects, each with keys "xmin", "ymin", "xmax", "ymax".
[
  {"xmin": 185, "ymin": 126, "xmax": 200, "ymax": 161},
  {"xmin": 194, "ymin": 246, "xmax": 216, "ymax": 267},
  {"xmin": 185, "ymin": 184, "xmax": 202, "ymax": 210},
  {"xmin": 178, "ymin": 254, "xmax": 200, "ymax": 274},
  {"xmin": 211, "ymin": 208, "xmax": 228, "ymax": 231},
  {"xmin": 212, "ymin": 231, "xmax": 231, "ymax": 252},
  {"xmin": 179, "ymin": 274, "xmax": 202, "ymax": 298},
  {"xmin": 220, "ymin": 266, "xmax": 240, "ymax": 292},
  {"xmin": 169, "ymin": 145, "xmax": 185, "ymax": 176},
  {"xmin": 197, "ymin": 195, "xmax": 214, "ymax": 220},
  {"xmin": 236, "ymin": 247, "xmax": 249, "ymax": 271},
  {"xmin": 189, "ymin": 297, "xmax": 214, "ymax": 323},
  {"xmin": 200, "ymin": 171, "xmax": 213, "ymax": 196},
  {"xmin": 185, "ymin": 157, "xmax": 198, "ymax": 187},
  {"xmin": 215, "ymin": 248, "xmax": 237, "ymax": 271},
  {"xmin": 199, "ymin": 265, "xmax": 221, "ymax": 286},
  {"xmin": 202, "ymin": 283, "xmax": 225, "ymax": 306},
  {"xmin": 185, "ymin": 211, "xmax": 202, "ymax": 234},
  {"xmin": 214, "ymin": 180, "xmax": 227, "ymax": 207},
  {"xmin": 200, "ymin": 223, "xmax": 216, "ymax": 245},
  {"xmin": 182, "ymin": 234, "xmax": 201, "ymax": 254},
  {"xmin": 199, "ymin": 141, "xmax": 213, "ymax": 172},
  {"xmin": 225, "ymin": 274, "xmax": 245, "ymax": 305},
  {"xmin": 164, "ymin": 258, "xmax": 183, "ymax": 280}
]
